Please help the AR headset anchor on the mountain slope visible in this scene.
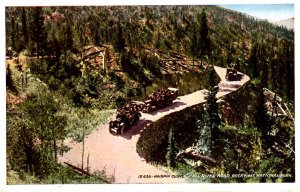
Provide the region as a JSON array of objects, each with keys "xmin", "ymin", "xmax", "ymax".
[{"xmin": 272, "ymin": 18, "xmax": 294, "ymax": 30}]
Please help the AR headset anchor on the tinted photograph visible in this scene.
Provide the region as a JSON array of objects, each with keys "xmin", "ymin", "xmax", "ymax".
[{"xmin": 5, "ymin": 4, "xmax": 294, "ymax": 184}]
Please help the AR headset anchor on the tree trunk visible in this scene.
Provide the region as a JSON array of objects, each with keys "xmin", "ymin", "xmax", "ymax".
[
  {"xmin": 51, "ymin": 127, "xmax": 57, "ymax": 162},
  {"xmin": 81, "ymin": 131, "xmax": 85, "ymax": 170},
  {"xmin": 53, "ymin": 139, "xmax": 57, "ymax": 162},
  {"xmin": 200, "ymin": 55, "xmax": 203, "ymax": 67},
  {"xmin": 192, "ymin": 52, "xmax": 195, "ymax": 67},
  {"xmin": 87, "ymin": 152, "xmax": 90, "ymax": 173},
  {"xmin": 64, "ymin": 162, "xmax": 91, "ymax": 176}
]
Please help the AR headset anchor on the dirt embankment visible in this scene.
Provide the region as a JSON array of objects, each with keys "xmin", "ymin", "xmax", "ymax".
[{"xmin": 59, "ymin": 66, "xmax": 250, "ymax": 184}]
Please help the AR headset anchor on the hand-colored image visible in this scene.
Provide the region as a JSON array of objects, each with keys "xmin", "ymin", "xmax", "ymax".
[{"xmin": 6, "ymin": 5, "xmax": 294, "ymax": 184}]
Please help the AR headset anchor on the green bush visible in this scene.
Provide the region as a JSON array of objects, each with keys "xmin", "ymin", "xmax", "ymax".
[
  {"xmin": 7, "ymin": 164, "xmax": 113, "ymax": 184},
  {"xmin": 141, "ymin": 54, "xmax": 162, "ymax": 77},
  {"xmin": 136, "ymin": 103, "xmax": 204, "ymax": 163},
  {"xmin": 40, "ymin": 164, "xmax": 114, "ymax": 184}
]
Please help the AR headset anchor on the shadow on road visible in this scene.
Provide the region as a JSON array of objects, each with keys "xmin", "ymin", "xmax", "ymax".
[
  {"xmin": 235, "ymin": 73, "xmax": 244, "ymax": 81},
  {"xmin": 148, "ymin": 101, "xmax": 186, "ymax": 115},
  {"xmin": 121, "ymin": 119, "xmax": 153, "ymax": 140}
]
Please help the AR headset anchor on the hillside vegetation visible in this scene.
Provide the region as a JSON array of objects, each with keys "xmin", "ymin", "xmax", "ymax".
[{"xmin": 6, "ymin": 5, "xmax": 294, "ymax": 183}]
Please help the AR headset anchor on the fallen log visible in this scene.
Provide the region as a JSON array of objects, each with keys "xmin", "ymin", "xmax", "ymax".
[
  {"xmin": 176, "ymin": 62, "xmax": 192, "ymax": 71},
  {"xmin": 64, "ymin": 161, "xmax": 91, "ymax": 176},
  {"xmin": 262, "ymin": 88, "xmax": 294, "ymax": 120},
  {"xmin": 169, "ymin": 52, "xmax": 186, "ymax": 60},
  {"xmin": 83, "ymin": 51, "xmax": 102, "ymax": 61}
]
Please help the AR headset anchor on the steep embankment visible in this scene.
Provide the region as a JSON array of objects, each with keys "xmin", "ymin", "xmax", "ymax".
[{"xmin": 59, "ymin": 66, "xmax": 250, "ymax": 184}]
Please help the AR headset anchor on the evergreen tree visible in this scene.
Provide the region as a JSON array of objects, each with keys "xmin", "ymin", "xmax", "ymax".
[
  {"xmin": 65, "ymin": 23, "xmax": 74, "ymax": 52},
  {"xmin": 93, "ymin": 25, "xmax": 101, "ymax": 46},
  {"xmin": 10, "ymin": 17, "xmax": 16, "ymax": 51},
  {"xmin": 270, "ymin": 54, "xmax": 278, "ymax": 91},
  {"xmin": 197, "ymin": 85, "xmax": 219, "ymax": 156},
  {"xmin": 31, "ymin": 7, "xmax": 47, "ymax": 57},
  {"xmin": 198, "ymin": 8, "xmax": 211, "ymax": 65},
  {"xmin": 198, "ymin": 70, "xmax": 220, "ymax": 156},
  {"xmin": 21, "ymin": 8, "xmax": 28, "ymax": 48},
  {"xmin": 205, "ymin": 85, "xmax": 220, "ymax": 146},
  {"xmin": 154, "ymin": 32, "xmax": 163, "ymax": 49},
  {"xmin": 286, "ymin": 44, "xmax": 294, "ymax": 102},
  {"xmin": 196, "ymin": 113, "xmax": 212, "ymax": 156},
  {"xmin": 255, "ymin": 87, "xmax": 270, "ymax": 148},
  {"xmin": 261, "ymin": 61, "xmax": 269, "ymax": 88},
  {"xmin": 189, "ymin": 22, "xmax": 198, "ymax": 66},
  {"xmin": 166, "ymin": 128, "xmax": 176, "ymax": 168},
  {"xmin": 114, "ymin": 23, "xmax": 126, "ymax": 53},
  {"xmin": 249, "ymin": 42, "xmax": 259, "ymax": 79}
]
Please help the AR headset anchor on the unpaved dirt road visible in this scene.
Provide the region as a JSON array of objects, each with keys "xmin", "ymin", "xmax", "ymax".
[{"xmin": 59, "ymin": 66, "xmax": 250, "ymax": 184}]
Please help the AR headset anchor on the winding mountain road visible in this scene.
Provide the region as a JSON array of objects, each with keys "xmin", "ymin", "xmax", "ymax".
[{"xmin": 59, "ymin": 66, "xmax": 250, "ymax": 183}]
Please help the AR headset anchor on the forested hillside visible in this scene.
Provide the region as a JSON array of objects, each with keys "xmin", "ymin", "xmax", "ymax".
[{"xmin": 6, "ymin": 5, "xmax": 294, "ymax": 184}]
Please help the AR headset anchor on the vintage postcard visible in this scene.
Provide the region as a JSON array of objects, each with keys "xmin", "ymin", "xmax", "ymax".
[{"xmin": 2, "ymin": 0, "xmax": 298, "ymax": 191}]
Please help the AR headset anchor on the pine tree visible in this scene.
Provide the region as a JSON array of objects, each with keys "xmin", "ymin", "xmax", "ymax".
[
  {"xmin": 196, "ymin": 114, "xmax": 212, "ymax": 156},
  {"xmin": 249, "ymin": 42, "xmax": 259, "ymax": 79},
  {"xmin": 205, "ymin": 85, "xmax": 220, "ymax": 144},
  {"xmin": 198, "ymin": 8, "xmax": 211, "ymax": 65},
  {"xmin": 270, "ymin": 54, "xmax": 278, "ymax": 91},
  {"xmin": 286, "ymin": 44, "xmax": 294, "ymax": 102},
  {"xmin": 114, "ymin": 23, "xmax": 126, "ymax": 53},
  {"xmin": 197, "ymin": 85, "xmax": 219, "ymax": 156},
  {"xmin": 31, "ymin": 7, "xmax": 47, "ymax": 57},
  {"xmin": 197, "ymin": 69, "xmax": 220, "ymax": 156},
  {"xmin": 189, "ymin": 22, "xmax": 198, "ymax": 66},
  {"xmin": 10, "ymin": 17, "xmax": 16, "ymax": 51},
  {"xmin": 166, "ymin": 128, "xmax": 176, "ymax": 168},
  {"xmin": 65, "ymin": 23, "xmax": 74, "ymax": 52},
  {"xmin": 255, "ymin": 87, "xmax": 270, "ymax": 148},
  {"xmin": 261, "ymin": 61, "xmax": 269, "ymax": 88},
  {"xmin": 21, "ymin": 8, "xmax": 28, "ymax": 48}
]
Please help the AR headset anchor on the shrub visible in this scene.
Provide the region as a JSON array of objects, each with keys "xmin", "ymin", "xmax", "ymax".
[{"xmin": 166, "ymin": 128, "xmax": 176, "ymax": 168}]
